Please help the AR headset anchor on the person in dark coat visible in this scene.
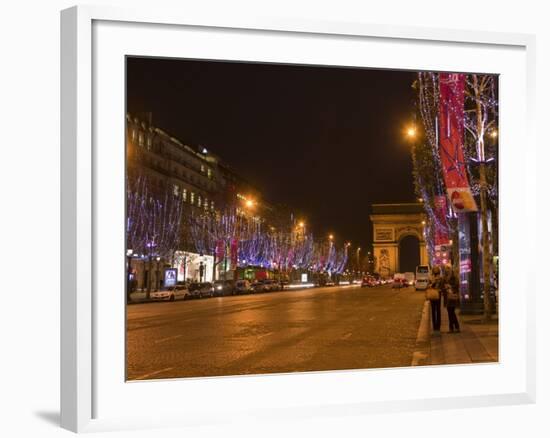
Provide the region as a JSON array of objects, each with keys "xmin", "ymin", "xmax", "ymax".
[
  {"xmin": 443, "ymin": 265, "xmax": 460, "ymax": 333},
  {"xmin": 428, "ymin": 266, "xmax": 443, "ymax": 333}
]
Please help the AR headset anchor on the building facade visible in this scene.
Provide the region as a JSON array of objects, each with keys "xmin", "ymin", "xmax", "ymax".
[{"xmin": 126, "ymin": 113, "xmax": 272, "ymax": 290}]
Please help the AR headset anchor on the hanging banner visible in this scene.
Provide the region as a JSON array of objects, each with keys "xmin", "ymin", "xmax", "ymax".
[
  {"xmin": 438, "ymin": 73, "xmax": 478, "ymax": 212},
  {"xmin": 434, "ymin": 195, "xmax": 450, "ymax": 246},
  {"xmin": 230, "ymin": 239, "xmax": 239, "ymax": 268},
  {"xmin": 215, "ymin": 240, "xmax": 225, "ymax": 260}
]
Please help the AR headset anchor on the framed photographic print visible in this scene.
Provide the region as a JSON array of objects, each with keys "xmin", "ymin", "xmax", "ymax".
[{"xmin": 61, "ymin": 5, "xmax": 536, "ymax": 433}]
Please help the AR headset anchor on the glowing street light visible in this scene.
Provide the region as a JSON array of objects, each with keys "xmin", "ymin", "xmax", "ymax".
[
  {"xmin": 329, "ymin": 234, "xmax": 334, "ymax": 241},
  {"xmin": 405, "ymin": 125, "xmax": 417, "ymax": 139},
  {"xmin": 244, "ymin": 198, "xmax": 255, "ymax": 209}
]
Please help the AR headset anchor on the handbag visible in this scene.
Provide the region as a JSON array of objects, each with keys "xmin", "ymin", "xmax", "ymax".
[
  {"xmin": 446, "ymin": 287, "xmax": 459, "ymax": 303},
  {"xmin": 425, "ymin": 287, "xmax": 439, "ymax": 301}
]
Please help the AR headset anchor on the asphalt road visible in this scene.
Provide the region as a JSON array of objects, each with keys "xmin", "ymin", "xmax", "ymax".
[{"xmin": 126, "ymin": 284, "xmax": 425, "ymax": 380}]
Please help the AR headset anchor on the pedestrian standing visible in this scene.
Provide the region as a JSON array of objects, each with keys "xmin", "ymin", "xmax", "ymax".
[
  {"xmin": 443, "ymin": 265, "xmax": 460, "ymax": 333},
  {"xmin": 427, "ymin": 266, "xmax": 443, "ymax": 334}
]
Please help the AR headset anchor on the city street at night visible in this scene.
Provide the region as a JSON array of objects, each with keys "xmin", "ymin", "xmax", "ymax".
[
  {"xmin": 127, "ymin": 284, "xmax": 425, "ymax": 380},
  {"xmin": 125, "ymin": 59, "xmax": 500, "ymax": 378}
]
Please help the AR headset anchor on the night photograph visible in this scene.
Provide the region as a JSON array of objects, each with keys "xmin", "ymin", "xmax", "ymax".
[{"xmin": 125, "ymin": 57, "xmax": 499, "ymax": 380}]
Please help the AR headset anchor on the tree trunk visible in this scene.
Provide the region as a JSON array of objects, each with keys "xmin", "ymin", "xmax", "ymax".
[
  {"xmin": 146, "ymin": 254, "xmax": 152, "ymax": 300},
  {"xmin": 480, "ymin": 165, "xmax": 493, "ymax": 321},
  {"xmin": 473, "ymin": 74, "xmax": 492, "ymax": 322}
]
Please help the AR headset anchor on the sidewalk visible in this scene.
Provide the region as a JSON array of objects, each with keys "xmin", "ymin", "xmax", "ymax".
[{"xmin": 412, "ymin": 301, "xmax": 498, "ymax": 366}]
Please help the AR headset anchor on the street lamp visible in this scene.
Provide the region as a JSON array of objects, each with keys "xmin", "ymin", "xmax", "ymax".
[
  {"xmin": 356, "ymin": 247, "xmax": 361, "ymax": 278},
  {"xmin": 405, "ymin": 125, "xmax": 417, "ymax": 140},
  {"xmin": 145, "ymin": 241, "xmax": 155, "ymax": 298},
  {"xmin": 155, "ymin": 256, "xmax": 161, "ymax": 291}
]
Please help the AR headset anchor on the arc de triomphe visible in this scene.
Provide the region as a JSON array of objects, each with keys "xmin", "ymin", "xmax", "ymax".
[{"xmin": 370, "ymin": 203, "xmax": 429, "ymax": 278}]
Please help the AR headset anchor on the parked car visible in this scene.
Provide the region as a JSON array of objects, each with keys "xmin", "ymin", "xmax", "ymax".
[
  {"xmin": 186, "ymin": 282, "xmax": 214, "ymax": 299},
  {"xmin": 150, "ymin": 284, "xmax": 189, "ymax": 301},
  {"xmin": 213, "ymin": 280, "xmax": 235, "ymax": 296},
  {"xmin": 251, "ymin": 280, "xmax": 267, "ymax": 293},
  {"xmin": 235, "ymin": 279, "xmax": 252, "ymax": 294},
  {"xmin": 199, "ymin": 282, "xmax": 214, "ymax": 298},
  {"xmin": 187, "ymin": 282, "xmax": 203, "ymax": 299}
]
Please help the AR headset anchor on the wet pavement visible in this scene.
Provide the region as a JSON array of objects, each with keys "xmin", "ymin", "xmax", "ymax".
[{"xmin": 126, "ymin": 284, "xmax": 425, "ymax": 380}]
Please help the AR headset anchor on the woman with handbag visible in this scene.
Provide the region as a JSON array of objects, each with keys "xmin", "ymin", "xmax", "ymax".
[
  {"xmin": 426, "ymin": 266, "xmax": 443, "ymax": 333},
  {"xmin": 443, "ymin": 265, "xmax": 460, "ymax": 333}
]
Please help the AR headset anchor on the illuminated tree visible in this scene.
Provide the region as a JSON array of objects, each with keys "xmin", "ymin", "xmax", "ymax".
[{"xmin": 126, "ymin": 175, "xmax": 184, "ymax": 296}]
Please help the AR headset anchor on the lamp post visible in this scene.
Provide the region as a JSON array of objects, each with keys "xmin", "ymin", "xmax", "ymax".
[
  {"xmin": 356, "ymin": 247, "xmax": 361, "ymax": 278},
  {"xmin": 126, "ymin": 249, "xmax": 133, "ymax": 303},
  {"xmin": 146, "ymin": 241, "xmax": 154, "ymax": 299},
  {"xmin": 156, "ymin": 256, "xmax": 161, "ymax": 291},
  {"xmin": 327, "ymin": 234, "xmax": 334, "ymax": 281}
]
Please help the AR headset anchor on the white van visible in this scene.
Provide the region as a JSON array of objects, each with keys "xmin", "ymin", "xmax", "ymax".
[{"xmin": 415, "ymin": 265, "xmax": 430, "ymax": 290}]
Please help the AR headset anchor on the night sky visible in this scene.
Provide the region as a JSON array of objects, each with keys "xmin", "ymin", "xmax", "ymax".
[{"xmin": 127, "ymin": 57, "xmax": 417, "ymax": 250}]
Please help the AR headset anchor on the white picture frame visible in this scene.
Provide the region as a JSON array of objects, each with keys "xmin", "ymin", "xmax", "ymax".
[{"xmin": 61, "ymin": 4, "xmax": 536, "ymax": 433}]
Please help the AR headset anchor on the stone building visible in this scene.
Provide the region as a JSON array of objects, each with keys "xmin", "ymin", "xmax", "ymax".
[
  {"xmin": 370, "ymin": 203, "xmax": 429, "ymax": 278},
  {"xmin": 125, "ymin": 113, "xmax": 270, "ymax": 289}
]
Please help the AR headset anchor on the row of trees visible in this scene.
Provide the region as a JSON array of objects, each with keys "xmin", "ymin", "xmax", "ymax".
[
  {"xmin": 189, "ymin": 208, "xmax": 349, "ymax": 276},
  {"xmin": 126, "ymin": 175, "xmax": 349, "ymax": 283}
]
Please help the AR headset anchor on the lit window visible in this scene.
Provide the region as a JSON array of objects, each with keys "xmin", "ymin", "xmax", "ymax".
[
  {"xmin": 190, "ymin": 192, "xmax": 195, "ymax": 205},
  {"xmin": 147, "ymin": 136, "xmax": 152, "ymax": 149},
  {"xmin": 197, "ymin": 195, "xmax": 202, "ymax": 208},
  {"xmin": 207, "ymin": 168, "xmax": 212, "ymax": 179},
  {"xmin": 204, "ymin": 198, "xmax": 208, "ymax": 210},
  {"xmin": 210, "ymin": 201, "xmax": 214, "ymax": 211},
  {"xmin": 138, "ymin": 132, "xmax": 144, "ymax": 147},
  {"xmin": 173, "ymin": 185, "xmax": 179, "ymax": 197},
  {"xmin": 182, "ymin": 189, "xmax": 187, "ymax": 202},
  {"xmin": 131, "ymin": 129, "xmax": 136, "ymax": 141}
]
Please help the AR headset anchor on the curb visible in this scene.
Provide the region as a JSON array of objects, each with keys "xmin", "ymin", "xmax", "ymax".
[{"xmin": 411, "ymin": 300, "xmax": 431, "ymax": 366}]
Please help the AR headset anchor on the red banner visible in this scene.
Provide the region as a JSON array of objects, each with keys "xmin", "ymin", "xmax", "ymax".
[
  {"xmin": 438, "ymin": 73, "xmax": 477, "ymax": 212},
  {"xmin": 230, "ymin": 239, "xmax": 239, "ymax": 268},
  {"xmin": 434, "ymin": 195, "xmax": 450, "ymax": 246},
  {"xmin": 215, "ymin": 240, "xmax": 225, "ymax": 260}
]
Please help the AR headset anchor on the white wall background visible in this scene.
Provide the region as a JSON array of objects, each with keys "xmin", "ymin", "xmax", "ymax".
[{"xmin": 0, "ymin": 1, "xmax": 546, "ymax": 437}]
